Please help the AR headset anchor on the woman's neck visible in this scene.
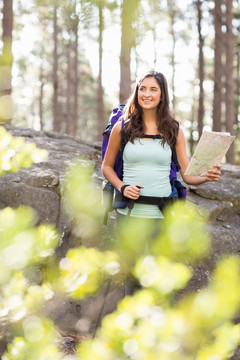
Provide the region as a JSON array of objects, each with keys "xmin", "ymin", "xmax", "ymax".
[
  {"xmin": 142, "ymin": 109, "xmax": 157, "ymax": 123},
  {"xmin": 142, "ymin": 110, "xmax": 159, "ymax": 134}
]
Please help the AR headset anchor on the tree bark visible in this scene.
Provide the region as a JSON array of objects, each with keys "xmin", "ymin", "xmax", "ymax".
[
  {"xmin": 1, "ymin": 0, "xmax": 13, "ymax": 97},
  {"xmin": 167, "ymin": 0, "xmax": 177, "ymax": 110},
  {"xmin": 235, "ymin": 38, "xmax": 240, "ymax": 130},
  {"xmin": 196, "ymin": 0, "xmax": 204, "ymax": 138},
  {"xmin": 66, "ymin": 39, "xmax": 72, "ymax": 135},
  {"xmin": 73, "ymin": 7, "xmax": 79, "ymax": 137},
  {"xmin": 225, "ymin": 0, "xmax": 235, "ymax": 163},
  {"xmin": 212, "ymin": 0, "xmax": 223, "ymax": 132},
  {"xmin": 39, "ymin": 61, "xmax": 44, "ymax": 130},
  {"xmin": 97, "ymin": 1, "xmax": 105, "ymax": 141},
  {"xmin": 53, "ymin": 1, "xmax": 60, "ymax": 132}
]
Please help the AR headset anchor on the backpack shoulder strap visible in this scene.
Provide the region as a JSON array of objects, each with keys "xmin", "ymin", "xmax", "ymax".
[
  {"xmin": 171, "ymin": 125, "xmax": 181, "ymax": 170},
  {"xmin": 171, "ymin": 144, "xmax": 181, "ymax": 170},
  {"xmin": 120, "ymin": 118, "xmax": 127, "ymax": 167}
]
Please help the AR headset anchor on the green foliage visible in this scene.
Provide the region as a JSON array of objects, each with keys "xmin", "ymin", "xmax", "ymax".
[
  {"xmin": 2, "ymin": 317, "xmax": 63, "ymax": 360},
  {"xmin": 77, "ymin": 256, "xmax": 240, "ymax": 360},
  {"xmin": 1, "ymin": 152, "xmax": 240, "ymax": 359},
  {"xmin": 0, "ymin": 127, "xmax": 47, "ymax": 176}
]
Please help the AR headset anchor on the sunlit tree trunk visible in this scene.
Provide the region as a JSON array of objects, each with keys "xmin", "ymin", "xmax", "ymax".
[
  {"xmin": 1, "ymin": 0, "xmax": 13, "ymax": 96},
  {"xmin": 196, "ymin": 0, "xmax": 204, "ymax": 137},
  {"xmin": 225, "ymin": 0, "xmax": 235, "ymax": 163},
  {"xmin": 212, "ymin": 0, "xmax": 223, "ymax": 132},
  {"xmin": 0, "ymin": 0, "xmax": 13, "ymax": 123},
  {"xmin": 53, "ymin": 1, "xmax": 60, "ymax": 132},
  {"xmin": 97, "ymin": 1, "xmax": 105, "ymax": 141},
  {"xmin": 167, "ymin": 0, "xmax": 177, "ymax": 110}
]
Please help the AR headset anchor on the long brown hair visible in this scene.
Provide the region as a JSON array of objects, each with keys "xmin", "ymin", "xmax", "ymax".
[{"xmin": 123, "ymin": 70, "xmax": 179, "ymax": 146}]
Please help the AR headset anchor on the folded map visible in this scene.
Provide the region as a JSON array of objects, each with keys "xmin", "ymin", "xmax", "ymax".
[{"xmin": 184, "ymin": 131, "xmax": 235, "ymax": 177}]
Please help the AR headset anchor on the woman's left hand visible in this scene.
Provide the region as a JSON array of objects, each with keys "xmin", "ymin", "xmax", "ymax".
[{"xmin": 206, "ymin": 164, "xmax": 221, "ymax": 182}]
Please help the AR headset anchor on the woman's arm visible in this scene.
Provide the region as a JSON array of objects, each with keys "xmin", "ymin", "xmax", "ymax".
[
  {"xmin": 176, "ymin": 127, "xmax": 221, "ymax": 185},
  {"xmin": 101, "ymin": 122, "xmax": 143, "ymax": 199}
]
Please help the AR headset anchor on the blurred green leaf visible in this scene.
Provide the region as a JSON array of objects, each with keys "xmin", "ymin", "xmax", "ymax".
[
  {"xmin": 134, "ymin": 255, "xmax": 192, "ymax": 295},
  {"xmin": 151, "ymin": 201, "xmax": 211, "ymax": 263},
  {"xmin": 62, "ymin": 160, "xmax": 103, "ymax": 239},
  {"xmin": 0, "ymin": 126, "xmax": 47, "ymax": 176},
  {"xmin": 58, "ymin": 246, "xmax": 120, "ymax": 299},
  {"xmin": 0, "ymin": 206, "xmax": 59, "ymax": 283}
]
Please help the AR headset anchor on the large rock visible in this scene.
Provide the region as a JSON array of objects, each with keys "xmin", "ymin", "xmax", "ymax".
[
  {"xmin": 2, "ymin": 125, "xmax": 240, "ymax": 356},
  {"xmin": 2, "ymin": 125, "xmax": 102, "ymax": 245}
]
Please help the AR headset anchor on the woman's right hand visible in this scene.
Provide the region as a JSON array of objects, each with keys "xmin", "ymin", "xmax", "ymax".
[{"xmin": 123, "ymin": 185, "xmax": 144, "ymax": 199}]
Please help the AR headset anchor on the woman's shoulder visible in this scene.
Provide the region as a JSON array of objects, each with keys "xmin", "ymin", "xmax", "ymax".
[
  {"xmin": 176, "ymin": 126, "xmax": 186, "ymax": 145},
  {"xmin": 114, "ymin": 118, "xmax": 130, "ymax": 130}
]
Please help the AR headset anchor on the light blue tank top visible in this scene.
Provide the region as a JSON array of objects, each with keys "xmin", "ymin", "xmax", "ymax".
[{"xmin": 117, "ymin": 138, "xmax": 172, "ymax": 218}]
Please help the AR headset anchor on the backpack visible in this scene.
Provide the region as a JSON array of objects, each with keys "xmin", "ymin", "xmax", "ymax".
[{"xmin": 101, "ymin": 105, "xmax": 187, "ymax": 224}]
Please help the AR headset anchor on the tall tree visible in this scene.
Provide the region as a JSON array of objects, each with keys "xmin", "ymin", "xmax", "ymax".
[
  {"xmin": 52, "ymin": 0, "xmax": 60, "ymax": 132},
  {"xmin": 212, "ymin": 0, "xmax": 223, "ymax": 132},
  {"xmin": 167, "ymin": 0, "xmax": 177, "ymax": 110},
  {"xmin": 120, "ymin": 0, "xmax": 140, "ymax": 103},
  {"xmin": 73, "ymin": 0, "xmax": 79, "ymax": 136},
  {"xmin": 39, "ymin": 59, "xmax": 44, "ymax": 130},
  {"xmin": 96, "ymin": 0, "xmax": 105, "ymax": 141},
  {"xmin": 63, "ymin": 0, "xmax": 79, "ymax": 136},
  {"xmin": 225, "ymin": 0, "xmax": 235, "ymax": 163},
  {"xmin": 0, "ymin": 0, "xmax": 13, "ymax": 122},
  {"xmin": 196, "ymin": 0, "xmax": 205, "ymax": 137},
  {"xmin": 1, "ymin": 0, "xmax": 13, "ymax": 96}
]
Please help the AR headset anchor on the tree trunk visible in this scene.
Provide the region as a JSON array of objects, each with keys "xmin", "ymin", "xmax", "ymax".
[
  {"xmin": 197, "ymin": 0, "xmax": 204, "ymax": 138},
  {"xmin": 66, "ymin": 39, "xmax": 72, "ymax": 135},
  {"xmin": 1, "ymin": 0, "xmax": 13, "ymax": 97},
  {"xmin": 97, "ymin": 1, "xmax": 105, "ymax": 141},
  {"xmin": 235, "ymin": 39, "xmax": 240, "ymax": 130},
  {"xmin": 53, "ymin": 1, "xmax": 60, "ymax": 132},
  {"xmin": 212, "ymin": 0, "xmax": 223, "ymax": 132},
  {"xmin": 73, "ymin": 8, "xmax": 79, "ymax": 137},
  {"xmin": 167, "ymin": 0, "xmax": 176, "ymax": 110},
  {"xmin": 225, "ymin": 0, "xmax": 235, "ymax": 163},
  {"xmin": 120, "ymin": 0, "xmax": 139, "ymax": 103},
  {"xmin": 0, "ymin": 0, "xmax": 13, "ymax": 123},
  {"xmin": 39, "ymin": 61, "xmax": 44, "ymax": 130}
]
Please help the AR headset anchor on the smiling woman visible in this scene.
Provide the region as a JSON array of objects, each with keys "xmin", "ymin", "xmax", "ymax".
[{"xmin": 101, "ymin": 70, "xmax": 222, "ymax": 220}]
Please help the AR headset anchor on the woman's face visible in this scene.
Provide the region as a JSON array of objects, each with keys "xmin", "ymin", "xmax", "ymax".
[{"xmin": 137, "ymin": 77, "xmax": 161, "ymax": 111}]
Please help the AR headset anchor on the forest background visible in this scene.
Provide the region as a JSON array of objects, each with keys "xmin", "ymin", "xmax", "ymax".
[{"xmin": 0, "ymin": 0, "xmax": 239, "ymax": 164}]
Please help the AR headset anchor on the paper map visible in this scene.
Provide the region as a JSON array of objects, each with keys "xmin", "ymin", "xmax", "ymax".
[{"xmin": 184, "ymin": 131, "xmax": 235, "ymax": 177}]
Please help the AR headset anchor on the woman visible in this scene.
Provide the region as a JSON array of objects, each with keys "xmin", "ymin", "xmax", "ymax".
[{"xmin": 102, "ymin": 70, "xmax": 221, "ymax": 220}]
